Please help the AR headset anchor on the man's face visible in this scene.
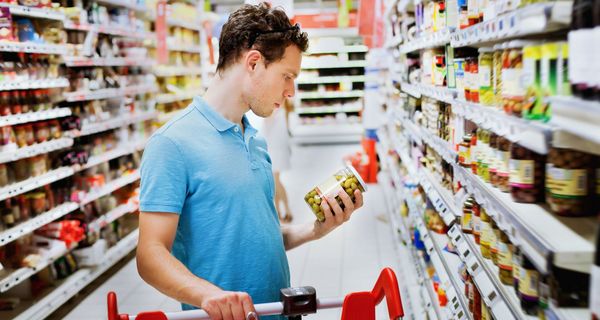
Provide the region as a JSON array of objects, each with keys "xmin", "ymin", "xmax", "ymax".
[{"xmin": 244, "ymin": 45, "xmax": 302, "ymax": 118}]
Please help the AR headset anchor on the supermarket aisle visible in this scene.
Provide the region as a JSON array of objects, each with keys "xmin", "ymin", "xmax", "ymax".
[{"xmin": 64, "ymin": 144, "xmax": 401, "ymax": 320}]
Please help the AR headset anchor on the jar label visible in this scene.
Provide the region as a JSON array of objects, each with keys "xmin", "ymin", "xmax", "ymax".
[
  {"xmin": 480, "ymin": 221, "xmax": 491, "ymax": 246},
  {"xmin": 519, "ymin": 269, "xmax": 539, "ymax": 299},
  {"xmin": 480, "ymin": 66, "xmax": 492, "ymax": 89},
  {"xmin": 473, "ymin": 215, "xmax": 481, "ymax": 235},
  {"xmin": 546, "ymin": 165, "xmax": 587, "ymax": 197},
  {"xmin": 498, "ymin": 243, "xmax": 512, "ymax": 270},
  {"xmin": 497, "ymin": 151, "xmax": 510, "ymax": 176},
  {"xmin": 462, "ymin": 211, "xmax": 473, "ymax": 232},
  {"xmin": 591, "ymin": 265, "xmax": 600, "ymax": 317},
  {"xmin": 316, "ymin": 175, "xmax": 346, "ymax": 200},
  {"xmin": 509, "ymin": 159, "xmax": 535, "ymax": 187}
]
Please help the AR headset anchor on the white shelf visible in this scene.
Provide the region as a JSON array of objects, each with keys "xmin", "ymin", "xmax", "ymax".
[
  {"xmin": 87, "ymin": 202, "xmax": 138, "ymax": 233},
  {"xmin": 79, "ymin": 170, "xmax": 140, "ymax": 206},
  {"xmin": 0, "ymin": 202, "xmax": 79, "ymax": 247},
  {"xmin": 63, "ymin": 84, "xmax": 157, "ymax": 102},
  {"xmin": 400, "ymin": 29, "xmax": 450, "ymax": 54},
  {"xmin": 549, "ymin": 96, "xmax": 600, "ymax": 146},
  {"xmin": 306, "ymin": 45, "xmax": 369, "ymax": 55},
  {"xmin": 301, "ymin": 60, "xmax": 367, "ymax": 69},
  {"xmin": 295, "ymin": 105, "xmax": 362, "ymax": 115},
  {"xmin": 96, "ymin": 0, "xmax": 146, "ymax": 11},
  {"xmin": 297, "ymin": 75, "xmax": 366, "ymax": 85},
  {"xmin": 450, "ymin": 2, "xmax": 572, "ymax": 47},
  {"xmin": 0, "ymin": 41, "xmax": 66, "ymax": 54},
  {"xmin": 0, "ymin": 241, "xmax": 75, "ymax": 293},
  {"xmin": 63, "ymin": 56, "xmax": 154, "ymax": 67},
  {"xmin": 0, "ymin": 166, "xmax": 74, "ymax": 202},
  {"xmin": 63, "ymin": 22, "xmax": 150, "ymax": 39},
  {"xmin": 0, "ymin": 108, "xmax": 71, "ymax": 127},
  {"xmin": 290, "ymin": 121, "xmax": 363, "ymax": 144},
  {"xmin": 153, "ymin": 66, "xmax": 202, "ymax": 77},
  {"xmin": 10, "ymin": 229, "xmax": 139, "ymax": 320},
  {"xmin": 66, "ymin": 111, "xmax": 157, "ymax": 138},
  {"xmin": 0, "ymin": 138, "xmax": 74, "ymax": 164},
  {"xmin": 75, "ymin": 139, "xmax": 147, "ymax": 173},
  {"xmin": 156, "ymin": 91, "xmax": 199, "ymax": 104},
  {"xmin": 297, "ymin": 90, "xmax": 364, "ymax": 99},
  {"xmin": 400, "ymin": 82, "xmax": 457, "ymax": 104},
  {"xmin": 0, "ymin": 4, "xmax": 64, "ymax": 20},
  {"xmin": 0, "ymin": 78, "xmax": 69, "ymax": 91}
]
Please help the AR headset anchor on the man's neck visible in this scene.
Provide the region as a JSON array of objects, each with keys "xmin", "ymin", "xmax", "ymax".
[{"xmin": 203, "ymin": 69, "xmax": 249, "ymax": 129}]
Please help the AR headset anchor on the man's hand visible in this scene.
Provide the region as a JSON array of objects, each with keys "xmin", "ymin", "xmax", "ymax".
[
  {"xmin": 314, "ymin": 189, "xmax": 364, "ymax": 239},
  {"xmin": 200, "ymin": 289, "xmax": 256, "ymax": 320}
]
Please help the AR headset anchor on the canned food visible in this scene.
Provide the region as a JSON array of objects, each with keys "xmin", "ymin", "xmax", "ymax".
[{"xmin": 304, "ymin": 165, "xmax": 367, "ymax": 222}]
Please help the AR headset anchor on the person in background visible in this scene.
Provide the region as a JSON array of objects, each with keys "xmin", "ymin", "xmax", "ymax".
[
  {"xmin": 262, "ymin": 98, "xmax": 294, "ymax": 223},
  {"xmin": 136, "ymin": 3, "xmax": 364, "ymax": 320}
]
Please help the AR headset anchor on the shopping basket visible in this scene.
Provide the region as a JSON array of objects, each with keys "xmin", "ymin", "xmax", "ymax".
[{"xmin": 107, "ymin": 267, "xmax": 404, "ymax": 320}]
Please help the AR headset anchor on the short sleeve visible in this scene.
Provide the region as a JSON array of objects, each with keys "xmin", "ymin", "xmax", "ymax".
[{"xmin": 139, "ymin": 134, "xmax": 187, "ymax": 214}]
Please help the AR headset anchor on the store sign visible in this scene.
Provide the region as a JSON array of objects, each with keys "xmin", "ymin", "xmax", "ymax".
[{"xmin": 156, "ymin": 0, "xmax": 168, "ymax": 64}]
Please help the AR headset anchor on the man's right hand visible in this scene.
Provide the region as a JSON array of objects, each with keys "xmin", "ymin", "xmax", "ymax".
[{"xmin": 200, "ymin": 290, "xmax": 257, "ymax": 320}]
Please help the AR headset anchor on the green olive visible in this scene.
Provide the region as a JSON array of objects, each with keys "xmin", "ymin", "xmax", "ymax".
[
  {"xmin": 346, "ymin": 188, "xmax": 353, "ymax": 196},
  {"xmin": 351, "ymin": 182, "xmax": 358, "ymax": 190},
  {"xmin": 312, "ymin": 204, "xmax": 319, "ymax": 211},
  {"xmin": 342, "ymin": 180, "xmax": 351, "ymax": 189},
  {"xmin": 314, "ymin": 197, "xmax": 321, "ymax": 205},
  {"xmin": 308, "ymin": 198, "xmax": 315, "ymax": 205},
  {"xmin": 335, "ymin": 175, "xmax": 344, "ymax": 181}
]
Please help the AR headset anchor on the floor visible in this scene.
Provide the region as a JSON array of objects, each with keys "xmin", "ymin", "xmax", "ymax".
[{"xmin": 64, "ymin": 143, "xmax": 401, "ymax": 320}]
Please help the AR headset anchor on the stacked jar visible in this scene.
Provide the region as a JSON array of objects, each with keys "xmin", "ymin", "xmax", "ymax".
[
  {"xmin": 510, "ymin": 143, "xmax": 546, "ymax": 203},
  {"xmin": 478, "ymin": 48, "xmax": 495, "ymax": 106}
]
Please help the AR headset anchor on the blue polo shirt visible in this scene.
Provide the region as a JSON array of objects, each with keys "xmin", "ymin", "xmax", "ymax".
[{"xmin": 139, "ymin": 97, "xmax": 289, "ymax": 319}]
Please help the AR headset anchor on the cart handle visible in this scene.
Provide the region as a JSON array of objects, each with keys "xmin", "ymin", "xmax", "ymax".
[{"xmin": 107, "ymin": 267, "xmax": 404, "ymax": 320}]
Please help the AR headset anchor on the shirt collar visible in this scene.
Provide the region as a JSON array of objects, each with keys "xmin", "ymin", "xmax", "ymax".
[{"xmin": 194, "ymin": 96, "xmax": 257, "ymax": 136}]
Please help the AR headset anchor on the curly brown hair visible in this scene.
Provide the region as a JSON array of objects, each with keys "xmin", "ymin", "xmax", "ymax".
[{"xmin": 216, "ymin": 2, "xmax": 309, "ymax": 74}]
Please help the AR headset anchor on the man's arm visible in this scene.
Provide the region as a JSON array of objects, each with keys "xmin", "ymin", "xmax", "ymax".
[
  {"xmin": 137, "ymin": 211, "xmax": 256, "ymax": 319},
  {"xmin": 281, "ymin": 189, "xmax": 364, "ymax": 250}
]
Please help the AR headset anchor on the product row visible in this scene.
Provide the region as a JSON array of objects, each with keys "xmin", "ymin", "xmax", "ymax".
[{"xmin": 0, "ymin": 52, "xmax": 62, "ymax": 82}]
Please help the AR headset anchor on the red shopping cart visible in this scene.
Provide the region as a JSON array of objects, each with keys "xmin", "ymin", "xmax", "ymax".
[{"xmin": 107, "ymin": 267, "xmax": 404, "ymax": 320}]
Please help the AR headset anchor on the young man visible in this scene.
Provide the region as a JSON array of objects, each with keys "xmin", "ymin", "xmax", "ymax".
[{"xmin": 136, "ymin": 3, "xmax": 364, "ymax": 320}]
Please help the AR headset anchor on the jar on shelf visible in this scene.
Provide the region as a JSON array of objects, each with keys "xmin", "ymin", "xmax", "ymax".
[
  {"xmin": 34, "ymin": 121, "xmax": 50, "ymax": 144},
  {"xmin": 493, "ymin": 44, "xmax": 503, "ymax": 108},
  {"xmin": 464, "ymin": 57, "xmax": 473, "ymax": 101},
  {"xmin": 458, "ymin": 134, "xmax": 472, "ymax": 167},
  {"xmin": 0, "ymin": 163, "xmax": 8, "ymax": 187},
  {"xmin": 462, "ymin": 197, "xmax": 474, "ymax": 234},
  {"xmin": 489, "ymin": 132, "xmax": 499, "ymax": 186},
  {"xmin": 510, "ymin": 143, "xmax": 545, "ymax": 203},
  {"xmin": 479, "ymin": 47, "xmax": 494, "ymax": 106},
  {"xmin": 519, "ymin": 254, "xmax": 540, "ymax": 316},
  {"xmin": 513, "ymin": 245, "xmax": 522, "ymax": 294},
  {"xmin": 472, "ymin": 129, "xmax": 480, "ymax": 174},
  {"xmin": 546, "ymin": 147, "xmax": 595, "ymax": 216},
  {"xmin": 496, "ymin": 135, "xmax": 511, "ymax": 192},
  {"xmin": 28, "ymin": 191, "xmax": 47, "ymax": 216},
  {"xmin": 470, "ymin": 58, "xmax": 480, "ymax": 103},
  {"xmin": 0, "ymin": 92, "xmax": 11, "ymax": 116},
  {"xmin": 23, "ymin": 124, "xmax": 35, "ymax": 146},
  {"xmin": 49, "ymin": 119, "xmax": 62, "ymax": 139},
  {"xmin": 472, "ymin": 201, "xmax": 481, "ymax": 244},
  {"xmin": 480, "ymin": 130, "xmax": 491, "ymax": 183},
  {"xmin": 502, "ymin": 41, "xmax": 526, "ymax": 117},
  {"xmin": 479, "ymin": 207, "xmax": 492, "ymax": 259},
  {"xmin": 14, "ymin": 125, "xmax": 29, "ymax": 148},
  {"xmin": 490, "ymin": 219, "xmax": 501, "ymax": 265},
  {"xmin": 498, "ymin": 230, "xmax": 513, "ymax": 286}
]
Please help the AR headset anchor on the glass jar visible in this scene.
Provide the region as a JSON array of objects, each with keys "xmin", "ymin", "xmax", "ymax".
[
  {"xmin": 458, "ymin": 134, "xmax": 472, "ymax": 167},
  {"xmin": 0, "ymin": 163, "xmax": 8, "ymax": 187},
  {"xmin": 510, "ymin": 143, "xmax": 545, "ymax": 203},
  {"xmin": 28, "ymin": 191, "xmax": 47, "ymax": 216},
  {"xmin": 479, "ymin": 47, "xmax": 495, "ymax": 106},
  {"xmin": 19, "ymin": 90, "xmax": 30, "ymax": 114},
  {"xmin": 465, "ymin": 57, "xmax": 473, "ymax": 101},
  {"xmin": 470, "ymin": 57, "xmax": 480, "ymax": 103},
  {"xmin": 502, "ymin": 42, "xmax": 526, "ymax": 116},
  {"xmin": 304, "ymin": 165, "xmax": 367, "ymax": 222},
  {"xmin": 479, "ymin": 207, "xmax": 492, "ymax": 259},
  {"xmin": 480, "ymin": 130, "xmax": 491, "ymax": 183},
  {"xmin": 498, "ymin": 231, "xmax": 513, "ymax": 286},
  {"xmin": 489, "ymin": 132, "xmax": 499, "ymax": 186},
  {"xmin": 493, "ymin": 45, "xmax": 503, "ymax": 108},
  {"xmin": 513, "ymin": 245, "xmax": 522, "ymax": 295},
  {"xmin": 0, "ymin": 92, "xmax": 11, "ymax": 116},
  {"xmin": 14, "ymin": 125, "xmax": 28, "ymax": 148},
  {"xmin": 496, "ymin": 135, "xmax": 511, "ymax": 192},
  {"xmin": 462, "ymin": 197, "xmax": 474, "ymax": 234},
  {"xmin": 472, "ymin": 201, "xmax": 481, "ymax": 244},
  {"xmin": 23, "ymin": 124, "xmax": 35, "ymax": 146},
  {"xmin": 472, "ymin": 129, "xmax": 480, "ymax": 174},
  {"xmin": 10, "ymin": 91, "xmax": 21, "ymax": 115},
  {"xmin": 519, "ymin": 254, "xmax": 540, "ymax": 315},
  {"xmin": 546, "ymin": 147, "xmax": 595, "ymax": 216},
  {"xmin": 490, "ymin": 219, "xmax": 501, "ymax": 265},
  {"xmin": 29, "ymin": 155, "xmax": 47, "ymax": 177},
  {"xmin": 34, "ymin": 121, "xmax": 50, "ymax": 143},
  {"xmin": 49, "ymin": 119, "xmax": 61, "ymax": 139}
]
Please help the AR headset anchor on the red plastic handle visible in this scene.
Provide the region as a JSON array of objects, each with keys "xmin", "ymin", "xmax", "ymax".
[
  {"xmin": 107, "ymin": 291, "xmax": 129, "ymax": 320},
  {"xmin": 340, "ymin": 267, "xmax": 404, "ymax": 320}
]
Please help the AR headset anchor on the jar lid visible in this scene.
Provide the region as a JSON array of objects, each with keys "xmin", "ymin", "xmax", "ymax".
[
  {"xmin": 505, "ymin": 40, "xmax": 541, "ymax": 49},
  {"xmin": 347, "ymin": 164, "xmax": 369, "ymax": 192},
  {"xmin": 478, "ymin": 47, "xmax": 494, "ymax": 53}
]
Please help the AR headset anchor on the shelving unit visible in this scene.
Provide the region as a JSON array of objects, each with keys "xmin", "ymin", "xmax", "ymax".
[
  {"xmin": 381, "ymin": 0, "xmax": 598, "ymax": 317},
  {"xmin": 0, "ymin": 1, "xmax": 181, "ymax": 317},
  {"xmin": 291, "ymin": 33, "xmax": 367, "ymax": 144}
]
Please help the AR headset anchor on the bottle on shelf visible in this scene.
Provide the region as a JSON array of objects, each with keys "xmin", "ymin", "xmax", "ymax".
[
  {"xmin": 519, "ymin": 254, "xmax": 540, "ymax": 316},
  {"xmin": 568, "ymin": 0, "xmax": 595, "ymax": 98}
]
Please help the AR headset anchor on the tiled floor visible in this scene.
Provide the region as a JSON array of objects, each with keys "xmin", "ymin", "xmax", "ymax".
[{"xmin": 64, "ymin": 144, "xmax": 401, "ymax": 320}]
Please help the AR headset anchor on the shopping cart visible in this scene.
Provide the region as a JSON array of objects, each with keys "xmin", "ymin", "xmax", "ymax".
[{"xmin": 107, "ymin": 267, "xmax": 404, "ymax": 320}]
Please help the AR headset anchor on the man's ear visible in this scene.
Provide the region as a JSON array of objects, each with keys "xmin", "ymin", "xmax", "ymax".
[{"xmin": 245, "ymin": 50, "xmax": 262, "ymax": 72}]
